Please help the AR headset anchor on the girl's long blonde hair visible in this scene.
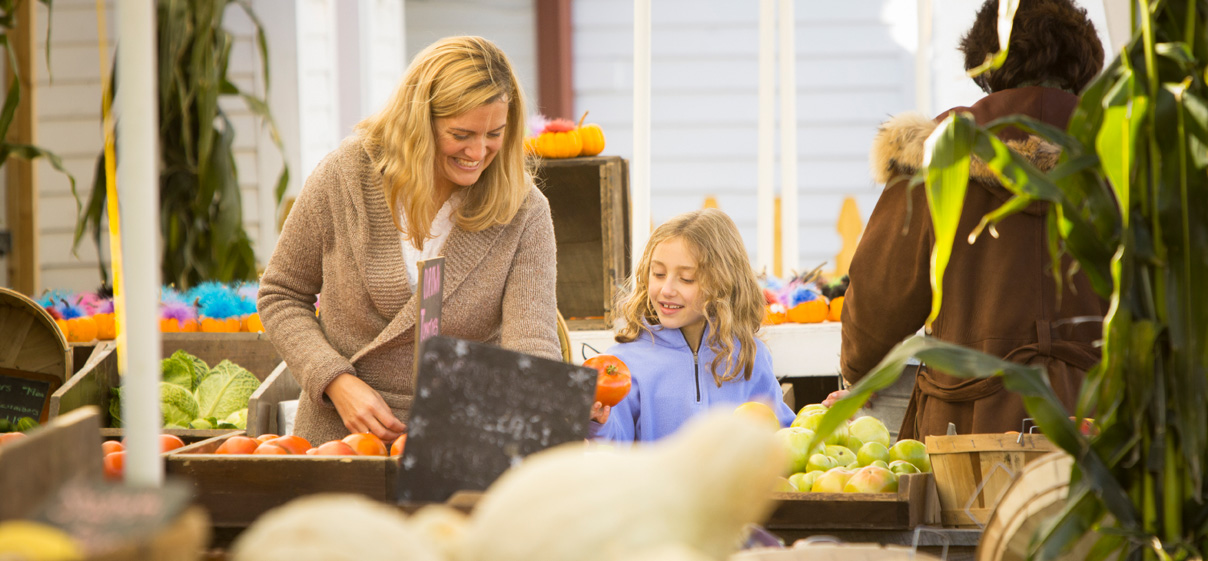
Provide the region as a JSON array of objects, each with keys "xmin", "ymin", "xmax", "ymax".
[
  {"xmin": 615, "ymin": 209, "xmax": 766, "ymax": 386},
  {"xmin": 357, "ymin": 36, "xmax": 532, "ymax": 249}
]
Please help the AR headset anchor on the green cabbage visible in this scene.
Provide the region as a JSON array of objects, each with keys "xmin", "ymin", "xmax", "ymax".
[
  {"xmin": 194, "ymin": 360, "xmax": 259, "ymax": 420},
  {"xmin": 161, "ymin": 382, "xmax": 200, "ymax": 427},
  {"xmin": 223, "ymin": 408, "xmax": 248, "ymax": 430},
  {"xmin": 161, "ymin": 350, "xmax": 211, "ymax": 390}
]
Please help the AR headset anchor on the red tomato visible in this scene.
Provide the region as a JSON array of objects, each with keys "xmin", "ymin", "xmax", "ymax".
[
  {"xmin": 103, "ymin": 451, "xmax": 125, "ymax": 481},
  {"xmin": 584, "ymin": 355, "xmax": 632, "ymax": 407}
]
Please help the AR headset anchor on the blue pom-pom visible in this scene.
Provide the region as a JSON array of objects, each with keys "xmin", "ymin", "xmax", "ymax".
[{"xmin": 788, "ymin": 285, "xmax": 819, "ymax": 307}]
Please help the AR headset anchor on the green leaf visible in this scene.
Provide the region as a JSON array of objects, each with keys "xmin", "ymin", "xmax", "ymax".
[
  {"xmin": 194, "ymin": 360, "xmax": 259, "ymax": 421},
  {"xmin": 161, "ymin": 381, "xmax": 201, "ymax": 427},
  {"xmin": 923, "ymin": 113, "xmax": 976, "ymax": 327}
]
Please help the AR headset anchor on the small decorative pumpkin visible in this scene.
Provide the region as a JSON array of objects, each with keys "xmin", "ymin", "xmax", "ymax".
[
  {"xmin": 533, "ymin": 118, "xmax": 582, "ymax": 159},
  {"xmin": 576, "ymin": 111, "xmax": 605, "ymax": 157}
]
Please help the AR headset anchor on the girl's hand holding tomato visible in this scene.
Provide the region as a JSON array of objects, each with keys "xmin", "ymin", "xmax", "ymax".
[
  {"xmin": 590, "ymin": 401, "xmax": 611, "ymax": 424},
  {"xmin": 585, "ymin": 354, "xmax": 631, "ymax": 407}
]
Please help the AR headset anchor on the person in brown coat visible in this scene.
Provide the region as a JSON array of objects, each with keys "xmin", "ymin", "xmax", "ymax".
[
  {"xmin": 830, "ymin": 0, "xmax": 1108, "ymax": 439},
  {"xmin": 258, "ymin": 36, "xmax": 561, "ymax": 446}
]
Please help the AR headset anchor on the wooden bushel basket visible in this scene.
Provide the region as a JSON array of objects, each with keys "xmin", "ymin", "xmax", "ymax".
[
  {"xmin": 975, "ymin": 450, "xmax": 1101, "ymax": 561},
  {"xmin": 925, "ymin": 433, "xmax": 1056, "ymax": 528}
]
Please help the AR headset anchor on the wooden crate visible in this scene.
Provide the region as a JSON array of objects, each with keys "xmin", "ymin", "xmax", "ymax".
[
  {"xmin": 164, "ymin": 432, "xmax": 397, "ymax": 529},
  {"xmin": 925, "ymin": 433, "xmax": 1057, "ymax": 528},
  {"xmin": 245, "ymin": 362, "xmax": 300, "ymax": 437},
  {"xmin": 0, "ymin": 407, "xmax": 102, "ymax": 521},
  {"xmin": 537, "ymin": 156, "xmax": 631, "ymax": 330},
  {"xmin": 48, "ymin": 333, "xmax": 283, "ymax": 439},
  {"xmin": 764, "ymin": 473, "xmax": 941, "ymax": 531}
]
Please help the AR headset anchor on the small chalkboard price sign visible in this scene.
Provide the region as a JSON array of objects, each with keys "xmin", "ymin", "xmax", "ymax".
[
  {"xmin": 30, "ymin": 478, "xmax": 193, "ymax": 554},
  {"xmin": 0, "ymin": 366, "xmax": 61, "ymax": 424},
  {"xmin": 396, "ymin": 335, "xmax": 596, "ymax": 503},
  {"xmin": 413, "ymin": 256, "xmax": 445, "ymax": 374}
]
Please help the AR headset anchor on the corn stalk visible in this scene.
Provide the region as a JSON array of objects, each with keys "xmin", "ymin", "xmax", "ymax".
[{"xmin": 72, "ymin": 0, "xmax": 287, "ymax": 289}]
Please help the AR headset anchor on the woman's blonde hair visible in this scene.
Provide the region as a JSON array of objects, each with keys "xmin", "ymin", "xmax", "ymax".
[
  {"xmin": 357, "ymin": 36, "xmax": 531, "ymax": 249},
  {"xmin": 615, "ymin": 209, "xmax": 766, "ymax": 386}
]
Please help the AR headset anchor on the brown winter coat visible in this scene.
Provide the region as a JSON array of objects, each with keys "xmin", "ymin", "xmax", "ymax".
[
  {"xmin": 258, "ymin": 134, "xmax": 561, "ymax": 445},
  {"xmin": 840, "ymin": 87, "xmax": 1107, "ymax": 439}
]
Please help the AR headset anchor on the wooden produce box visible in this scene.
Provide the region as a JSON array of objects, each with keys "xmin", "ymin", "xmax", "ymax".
[
  {"xmin": 164, "ymin": 432, "xmax": 397, "ymax": 530},
  {"xmin": 537, "ymin": 156, "xmax": 631, "ymax": 330},
  {"xmin": 1, "ymin": 287, "xmax": 71, "ymax": 424},
  {"xmin": 245, "ymin": 362, "xmax": 300, "ymax": 437},
  {"xmin": 48, "ymin": 333, "xmax": 283, "ymax": 439},
  {"xmin": 764, "ymin": 473, "xmax": 941, "ymax": 531},
  {"xmin": 925, "ymin": 433, "xmax": 1057, "ymax": 528}
]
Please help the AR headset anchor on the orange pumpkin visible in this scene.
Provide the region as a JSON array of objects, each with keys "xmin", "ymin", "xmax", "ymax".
[
  {"xmin": 576, "ymin": 111, "xmax": 605, "ymax": 156},
  {"xmin": 160, "ymin": 318, "xmax": 180, "ymax": 332},
  {"xmin": 94, "ymin": 313, "xmax": 117, "ymax": 340},
  {"xmin": 786, "ymin": 299, "xmax": 828, "ymax": 324},
  {"xmin": 180, "ymin": 319, "xmax": 199, "ymax": 333},
  {"xmin": 54, "ymin": 319, "xmax": 69, "ymax": 339},
  {"xmin": 200, "ymin": 317, "xmax": 229, "ymax": 333},
  {"xmin": 827, "ymin": 296, "xmax": 844, "ymax": 322},
  {"xmin": 533, "ymin": 118, "xmax": 582, "ymax": 159},
  {"xmin": 66, "ymin": 316, "xmax": 98, "ymax": 342},
  {"xmin": 245, "ymin": 313, "xmax": 264, "ymax": 333}
]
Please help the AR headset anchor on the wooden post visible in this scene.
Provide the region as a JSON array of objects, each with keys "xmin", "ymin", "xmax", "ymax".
[
  {"xmin": 5, "ymin": 0, "xmax": 38, "ymax": 295},
  {"xmin": 535, "ymin": 0, "xmax": 573, "ymax": 119}
]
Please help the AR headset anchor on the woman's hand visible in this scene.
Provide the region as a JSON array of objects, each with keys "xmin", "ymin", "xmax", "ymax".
[
  {"xmin": 325, "ymin": 373, "xmax": 408, "ymax": 441},
  {"xmin": 822, "ymin": 389, "xmax": 876, "ymax": 409},
  {"xmin": 590, "ymin": 401, "xmax": 611, "ymax": 424}
]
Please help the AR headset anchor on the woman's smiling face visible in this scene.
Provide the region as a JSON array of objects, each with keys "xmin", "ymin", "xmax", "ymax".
[{"xmin": 432, "ymin": 100, "xmax": 508, "ymax": 195}]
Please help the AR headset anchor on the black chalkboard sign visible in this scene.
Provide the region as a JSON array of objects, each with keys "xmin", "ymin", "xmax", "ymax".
[
  {"xmin": 31, "ymin": 477, "xmax": 193, "ymax": 554},
  {"xmin": 396, "ymin": 335, "xmax": 596, "ymax": 503},
  {"xmin": 0, "ymin": 367, "xmax": 61, "ymax": 424}
]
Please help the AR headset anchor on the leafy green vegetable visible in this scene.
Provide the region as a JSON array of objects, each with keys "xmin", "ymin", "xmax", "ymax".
[
  {"xmin": 15, "ymin": 417, "xmax": 38, "ymax": 432},
  {"xmin": 194, "ymin": 360, "xmax": 259, "ymax": 420},
  {"xmin": 162, "ymin": 382, "xmax": 200, "ymax": 427},
  {"xmin": 161, "ymin": 350, "xmax": 211, "ymax": 390},
  {"xmin": 109, "ymin": 387, "xmax": 123, "ymax": 428},
  {"xmin": 223, "ymin": 408, "xmax": 248, "ymax": 430},
  {"xmin": 189, "ymin": 418, "xmax": 213, "ymax": 430}
]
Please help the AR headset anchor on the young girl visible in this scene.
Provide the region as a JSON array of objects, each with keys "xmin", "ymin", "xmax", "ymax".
[{"xmin": 589, "ymin": 208, "xmax": 795, "ymax": 442}]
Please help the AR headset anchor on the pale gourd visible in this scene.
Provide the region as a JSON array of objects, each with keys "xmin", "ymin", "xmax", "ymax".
[
  {"xmin": 456, "ymin": 410, "xmax": 786, "ymax": 561},
  {"xmin": 230, "ymin": 494, "xmax": 442, "ymax": 561}
]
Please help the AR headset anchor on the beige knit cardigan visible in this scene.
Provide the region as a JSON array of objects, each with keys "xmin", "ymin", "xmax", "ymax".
[{"xmin": 258, "ymin": 134, "xmax": 561, "ymax": 445}]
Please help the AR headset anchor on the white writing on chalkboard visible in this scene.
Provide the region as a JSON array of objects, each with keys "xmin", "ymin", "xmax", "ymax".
[
  {"xmin": 0, "ymin": 372, "xmax": 54, "ymax": 423},
  {"xmin": 0, "ymin": 384, "xmax": 47, "ymax": 398}
]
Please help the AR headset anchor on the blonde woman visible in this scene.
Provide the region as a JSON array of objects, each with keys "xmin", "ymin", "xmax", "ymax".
[
  {"xmin": 259, "ymin": 36, "xmax": 560, "ymax": 446},
  {"xmin": 589, "ymin": 209, "xmax": 794, "ymax": 442}
]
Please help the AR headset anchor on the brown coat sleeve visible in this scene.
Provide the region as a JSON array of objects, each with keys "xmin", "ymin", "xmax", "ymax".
[{"xmin": 839, "ymin": 173, "xmax": 934, "ymax": 385}]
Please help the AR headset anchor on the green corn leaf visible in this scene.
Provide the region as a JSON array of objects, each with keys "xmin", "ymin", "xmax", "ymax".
[{"xmin": 922, "ymin": 113, "xmax": 976, "ymax": 328}]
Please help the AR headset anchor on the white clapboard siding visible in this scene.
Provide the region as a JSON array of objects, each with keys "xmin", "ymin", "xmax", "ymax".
[
  {"xmin": 404, "ymin": 0, "xmax": 537, "ymax": 112},
  {"xmin": 28, "ymin": 0, "xmax": 273, "ymax": 293},
  {"xmin": 573, "ymin": 0, "xmax": 915, "ymax": 272}
]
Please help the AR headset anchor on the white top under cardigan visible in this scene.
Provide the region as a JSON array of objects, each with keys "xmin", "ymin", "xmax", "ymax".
[{"xmin": 399, "ymin": 191, "xmax": 464, "ymax": 291}]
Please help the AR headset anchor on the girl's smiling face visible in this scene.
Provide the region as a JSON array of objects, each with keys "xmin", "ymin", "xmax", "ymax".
[
  {"xmin": 648, "ymin": 236, "xmax": 706, "ymax": 343},
  {"xmin": 432, "ymin": 100, "xmax": 508, "ymax": 196}
]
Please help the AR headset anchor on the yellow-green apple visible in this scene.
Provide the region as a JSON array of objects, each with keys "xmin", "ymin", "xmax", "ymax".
[
  {"xmin": 806, "ymin": 453, "xmax": 839, "ymax": 473},
  {"xmin": 797, "ymin": 403, "xmax": 827, "ymax": 415},
  {"xmin": 846, "ymin": 416, "xmax": 891, "ymax": 449},
  {"xmin": 856, "ymin": 441, "xmax": 891, "ymax": 467},
  {"xmin": 869, "ymin": 460, "xmax": 890, "ymax": 470},
  {"xmin": 772, "ymin": 476, "xmax": 795, "ymax": 492},
  {"xmin": 824, "ymin": 444, "xmax": 857, "ymax": 467},
  {"xmin": 843, "ymin": 465, "xmax": 899, "ymax": 493},
  {"xmin": 810, "ymin": 468, "xmax": 856, "ymax": 493},
  {"xmin": 776, "ymin": 427, "xmax": 820, "ymax": 474},
  {"xmin": 888, "ymin": 439, "xmax": 932, "ymax": 472},
  {"xmin": 790, "ymin": 409, "xmax": 825, "ymax": 430},
  {"xmin": 888, "ymin": 460, "xmax": 922, "ymax": 475},
  {"xmin": 788, "ymin": 470, "xmax": 824, "ymax": 492}
]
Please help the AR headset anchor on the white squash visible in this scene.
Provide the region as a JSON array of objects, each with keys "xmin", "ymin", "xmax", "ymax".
[
  {"xmin": 409, "ymin": 503, "xmax": 470, "ymax": 559},
  {"xmin": 229, "ymin": 494, "xmax": 442, "ymax": 561},
  {"xmin": 456, "ymin": 410, "xmax": 785, "ymax": 561}
]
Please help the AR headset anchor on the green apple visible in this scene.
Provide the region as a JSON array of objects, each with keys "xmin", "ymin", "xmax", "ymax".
[
  {"xmin": 869, "ymin": 460, "xmax": 890, "ymax": 470},
  {"xmin": 846, "ymin": 416, "xmax": 891, "ymax": 449},
  {"xmin": 806, "ymin": 453, "xmax": 839, "ymax": 473},
  {"xmin": 888, "ymin": 439, "xmax": 932, "ymax": 473},
  {"xmin": 856, "ymin": 441, "xmax": 891, "ymax": 467},
  {"xmin": 797, "ymin": 403, "xmax": 827, "ymax": 415},
  {"xmin": 888, "ymin": 460, "xmax": 921, "ymax": 475},
  {"xmin": 788, "ymin": 470, "xmax": 824, "ymax": 493},
  {"xmin": 843, "ymin": 465, "xmax": 899, "ymax": 493},
  {"xmin": 790, "ymin": 409, "xmax": 825, "ymax": 430},
  {"xmin": 776, "ymin": 427, "xmax": 820, "ymax": 474},
  {"xmin": 824, "ymin": 444, "xmax": 857, "ymax": 467},
  {"xmin": 810, "ymin": 467, "xmax": 855, "ymax": 493},
  {"xmin": 772, "ymin": 476, "xmax": 796, "ymax": 492}
]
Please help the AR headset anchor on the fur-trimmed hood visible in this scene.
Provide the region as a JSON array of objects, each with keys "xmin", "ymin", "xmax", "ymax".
[{"xmin": 869, "ymin": 111, "xmax": 1063, "ymax": 187}]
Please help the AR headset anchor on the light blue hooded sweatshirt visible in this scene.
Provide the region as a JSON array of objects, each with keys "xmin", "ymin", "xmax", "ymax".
[{"xmin": 589, "ymin": 323, "xmax": 795, "ymax": 442}]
